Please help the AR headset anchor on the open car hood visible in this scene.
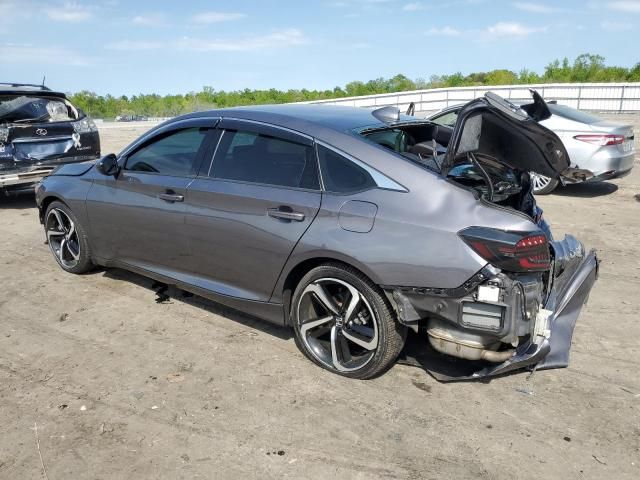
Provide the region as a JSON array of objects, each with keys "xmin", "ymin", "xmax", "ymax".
[{"xmin": 442, "ymin": 91, "xmax": 585, "ymax": 181}]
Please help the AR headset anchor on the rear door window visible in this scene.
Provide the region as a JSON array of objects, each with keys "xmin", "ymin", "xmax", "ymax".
[
  {"xmin": 210, "ymin": 129, "xmax": 319, "ymax": 190},
  {"xmin": 125, "ymin": 127, "xmax": 209, "ymax": 176}
]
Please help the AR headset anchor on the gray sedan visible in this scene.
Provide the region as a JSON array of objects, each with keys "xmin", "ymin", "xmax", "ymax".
[
  {"xmin": 35, "ymin": 92, "xmax": 598, "ymax": 380},
  {"xmin": 428, "ymin": 101, "xmax": 635, "ymax": 194}
]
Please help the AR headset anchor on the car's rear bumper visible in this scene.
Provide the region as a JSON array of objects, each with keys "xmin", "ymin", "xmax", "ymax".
[
  {"xmin": 0, "ymin": 167, "xmax": 55, "ymax": 188},
  {"xmin": 584, "ymin": 152, "xmax": 635, "ymax": 182},
  {"xmin": 397, "ymin": 235, "xmax": 599, "ymax": 381},
  {"xmin": 468, "ymin": 248, "xmax": 598, "ymax": 378}
]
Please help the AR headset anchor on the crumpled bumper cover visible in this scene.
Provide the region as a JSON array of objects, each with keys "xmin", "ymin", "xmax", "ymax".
[
  {"xmin": 400, "ymin": 236, "xmax": 599, "ymax": 381},
  {"xmin": 0, "ymin": 166, "xmax": 57, "ymax": 187},
  {"xmin": 468, "ymin": 248, "xmax": 598, "ymax": 379}
]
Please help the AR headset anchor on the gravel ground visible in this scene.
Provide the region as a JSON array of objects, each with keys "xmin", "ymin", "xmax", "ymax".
[{"xmin": 0, "ymin": 116, "xmax": 639, "ymax": 479}]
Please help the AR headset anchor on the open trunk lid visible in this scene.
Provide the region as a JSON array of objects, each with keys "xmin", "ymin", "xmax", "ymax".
[{"xmin": 443, "ymin": 91, "xmax": 584, "ymax": 181}]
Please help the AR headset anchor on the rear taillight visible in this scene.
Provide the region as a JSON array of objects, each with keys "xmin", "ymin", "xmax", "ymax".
[
  {"xmin": 574, "ymin": 134, "xmax": 624, "ymax": 146},
  {"xmin": 459, "ymin": 227, "xmax": 551, "ymax": 272}
]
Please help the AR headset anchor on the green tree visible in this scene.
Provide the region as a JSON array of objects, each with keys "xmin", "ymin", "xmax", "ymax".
[
  {"xmin": 485, "ymin": 69, "xmax": 518, "ymax": 85},
  {"xmin": 66, "ymin": 55, "xmax": 639, "ymax": 118}
]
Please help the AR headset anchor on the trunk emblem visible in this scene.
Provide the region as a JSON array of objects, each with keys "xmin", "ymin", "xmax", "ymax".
[{"xmin": 36, "ymin": 128, "xmax": 48, "ymax": 136}]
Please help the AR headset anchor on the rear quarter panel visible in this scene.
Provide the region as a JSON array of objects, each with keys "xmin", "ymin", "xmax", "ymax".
[{"xmin": 271, "ymin": 170, "xmax": 539, "ymax": 303}]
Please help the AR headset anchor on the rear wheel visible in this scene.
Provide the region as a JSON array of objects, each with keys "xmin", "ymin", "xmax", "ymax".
[
  {"xmin": 291, "ymin": 263, "xmax": 406, "ymax": 379},
  {"xmin": 530, "ymin": 172, "xmax": 559, "ymax": 195},
  {"xmin": 44, "ymin": 201, "xmax": 94, "ymax": 274}
]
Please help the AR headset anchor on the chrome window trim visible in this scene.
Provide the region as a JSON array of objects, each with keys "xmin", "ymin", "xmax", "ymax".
[{"xmin": 315, "ymin": 140, "xmax": 408, "ymax": 193}]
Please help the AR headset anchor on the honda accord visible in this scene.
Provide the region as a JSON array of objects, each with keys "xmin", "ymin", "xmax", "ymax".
[{"xmin": 35, "ymin": 91, "xmax": 598, "ymax": 380}]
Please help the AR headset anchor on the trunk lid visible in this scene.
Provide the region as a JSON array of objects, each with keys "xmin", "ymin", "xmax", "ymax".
[
  {"xmin": 587, "ymin": 120, "xmax": 633, "ymax": 135},
  {"xmin": 9, "ymin": 121, "xmax": 78, "ymax": 162},
  {"xmin": 443, "ymin": 91, "xmax": 574, "ymax": 180}
]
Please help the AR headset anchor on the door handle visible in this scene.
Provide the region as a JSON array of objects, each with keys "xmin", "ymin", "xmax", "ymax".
[
  {"xmin": 267, "ymin": 207, "xmax": 305, "ymax": 222},
  {"xmin": 157, "ymin": 192, "xmax": 184, "ymax": 202}
]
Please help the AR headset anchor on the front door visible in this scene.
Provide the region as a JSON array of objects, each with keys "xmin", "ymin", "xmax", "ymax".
[
  {"xmin": 184, "ymin": 119, "xmax": 322, "ymax": 302},
  {"xmin": 86, "ymin": 120, "xmax": 216, "ymax": 275}
]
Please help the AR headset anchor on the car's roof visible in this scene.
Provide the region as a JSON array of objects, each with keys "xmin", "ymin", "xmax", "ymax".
[
  {"xmin": 0, "ymin": 83, "xmax": 66, "ymax": 97},
  {"xmin": 179, "ymin": 103, "xmax": 420, "ymax": 135}
]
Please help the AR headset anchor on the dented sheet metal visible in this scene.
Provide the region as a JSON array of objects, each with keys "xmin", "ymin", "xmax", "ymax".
[
  {"xmin": 395, "ymin": 235, "xmax": 598, "ymax": 381},
  {"xmin": 0, "ymin": 90, "xmax": 100, "ymax": 189}
]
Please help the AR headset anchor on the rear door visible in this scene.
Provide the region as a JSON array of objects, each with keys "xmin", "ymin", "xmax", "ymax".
[
  {"xmin": 86, "ymin": 118, "xmax": 218, "ymax": 273},
  {"xmin": 184, "ymin": 118, "xmax": 322, "ymax": 301}
]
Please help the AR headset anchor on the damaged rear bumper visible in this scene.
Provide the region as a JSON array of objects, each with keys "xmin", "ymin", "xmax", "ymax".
[
  {"xmin": 391, "ymin": 236, "xmax": 599, "ymax": 380},
  {"xmin": 0, "ymin": 167, "xmax": 56, "ymax": 188},
  {"xmin": 468, "ymin": 248, "xmax": 598, "ymax": 378}
]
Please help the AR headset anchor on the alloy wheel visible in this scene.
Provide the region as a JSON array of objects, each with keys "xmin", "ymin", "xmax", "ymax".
[
  {"xmin": 297, "ymin": 278, "xmax": 379, "ymax": 372},
  {"xmin": 530, "ymin": 172, "xmax": 552, "ymax": 192},
  {"xmin": 46, "ymin": 208, "xmax": 81, "ymax": 269}
]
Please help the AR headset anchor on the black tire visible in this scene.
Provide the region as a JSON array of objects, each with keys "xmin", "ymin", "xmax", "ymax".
[
  {"xmin": 291, "ymin": 263, "xmax": 406, "ymax": 379},
  {"xmin": 530, "ymin": 173, "xmax": 559, "ymax": 195},
  {"xmin": 44, "ymin": 201, "xmax": 94, "ymax": 274}
]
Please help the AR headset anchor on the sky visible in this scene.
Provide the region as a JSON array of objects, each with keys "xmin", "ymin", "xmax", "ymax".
[{"xmin": 0, "ymin": 0, "xmax": 638, "ymax": 96}]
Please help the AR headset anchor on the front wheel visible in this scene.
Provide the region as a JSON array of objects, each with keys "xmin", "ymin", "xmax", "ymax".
[
  {"xmin": 530, "ymin": 172, "xmax": 559, "ymax": 195},
  {"xmin": 291, "ymin": 263, "xmax": 406, "ymax": 379},
  {"xmin": 44, "ymin": 201, "xmax": 94, "ymax": 274}
]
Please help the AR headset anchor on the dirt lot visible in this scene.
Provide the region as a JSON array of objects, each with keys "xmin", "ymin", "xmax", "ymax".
[{"xmin": 1, "ymin": 116, "xmax": 639, "ymax": 479}]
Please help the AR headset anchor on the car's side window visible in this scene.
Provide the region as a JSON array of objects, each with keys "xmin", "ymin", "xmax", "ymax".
[
  {"xmin": 125, "ymin": 127, "xmax": 209, "ymax": 176},
  {"xmin": 209, "ymin": 129, "xmax": 319, "ymax": 190},
  {"xmin": 317, "ymin": 144, "xmax": 377, "ymax": 194},
  {"xmin": 432, "ymin": 111, "xmax": 458, "ymax": 127}
]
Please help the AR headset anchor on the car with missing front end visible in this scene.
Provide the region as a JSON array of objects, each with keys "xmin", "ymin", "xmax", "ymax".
[
  {"xmin": 35, "ymin": 90, "xmax": 598, "ymax": 380},
  {"xmin": 0, "ymin": 83, "xmax": 100, "ymax": 196}
]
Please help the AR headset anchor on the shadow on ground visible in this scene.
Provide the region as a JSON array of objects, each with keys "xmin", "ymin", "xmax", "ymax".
[
  {"xmin": 100, "ymin": 267, "xmax": 293, "ymax": 341},
  {"xmin": 95, "ymin": 267, "xmax": 530, "ymax": 383},
  {"xmin": 554, "ymin": 181, "xmax": 618, "ymax": 198},
  {"xmin": 0, "ymin": 193, "xmax": 37, "ymax": 210}
]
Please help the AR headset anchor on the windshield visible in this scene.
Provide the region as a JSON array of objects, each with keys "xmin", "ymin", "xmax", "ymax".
[
  {"xmin": 0, "ymin": 95, "xmax": 78, "ymax": 123},
  {"xmin": 548, "ymin": 103, "xmax": 602, "ymax": 124}
]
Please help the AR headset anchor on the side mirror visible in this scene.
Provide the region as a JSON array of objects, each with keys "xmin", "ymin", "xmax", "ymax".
[{"xmin": 96, "ymin": 154, "xmax": 120, "ymax": 177}]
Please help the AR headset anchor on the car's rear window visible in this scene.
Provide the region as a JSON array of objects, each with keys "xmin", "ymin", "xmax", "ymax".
[
  {"xmin": 0, "ymin": 95, "xmax": 77, "ymax": 123},
  {"xmin": 548, "ymin": 104, "xmax": 602, "ymax": 124}
]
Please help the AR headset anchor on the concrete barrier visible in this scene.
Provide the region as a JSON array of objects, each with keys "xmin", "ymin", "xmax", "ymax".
[{"xmin": 304, "ymin": 82, "xmax": 640, "ymax": 115}]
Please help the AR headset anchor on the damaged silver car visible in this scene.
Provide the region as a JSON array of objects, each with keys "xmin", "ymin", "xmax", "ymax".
[
  {"xmin": 36, "ymin": 91, "xmax": 598, "ymax": 380},
  {"xmin": 0, "ymin": 83, "xmax": 100, "ymax": 195}
]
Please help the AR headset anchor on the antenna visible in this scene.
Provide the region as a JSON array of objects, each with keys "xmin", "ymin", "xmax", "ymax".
[
  {"xmin": 372, "ymin": 106, "xmax": 400, "ymax": 124},
  {"xmin": 41, "ymin": 75, "xmax": 46, "ymax": 86}
]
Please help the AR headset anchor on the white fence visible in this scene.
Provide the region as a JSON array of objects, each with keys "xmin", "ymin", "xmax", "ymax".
[{"xmin": 306, "ymin": 82, "xmax": 640, "ymax": 114}]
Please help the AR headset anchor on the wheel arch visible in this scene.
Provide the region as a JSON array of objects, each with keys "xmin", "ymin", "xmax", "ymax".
[
  {"xmin": 39, "ymin": 195, "xmax": 68, "ymax": 223},
  {"xmin": 274, "ymin": 254, "xmax": 383, "ymax": 325}
]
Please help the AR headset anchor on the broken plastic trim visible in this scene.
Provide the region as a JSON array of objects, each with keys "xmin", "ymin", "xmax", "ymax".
[
  {"xmin": 419, "ymin": 247, "xmax": 597, "ymax": 381},
  {"xmin": 383, "ymin": 264, "xmax": 500, "ymax": 321}
]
